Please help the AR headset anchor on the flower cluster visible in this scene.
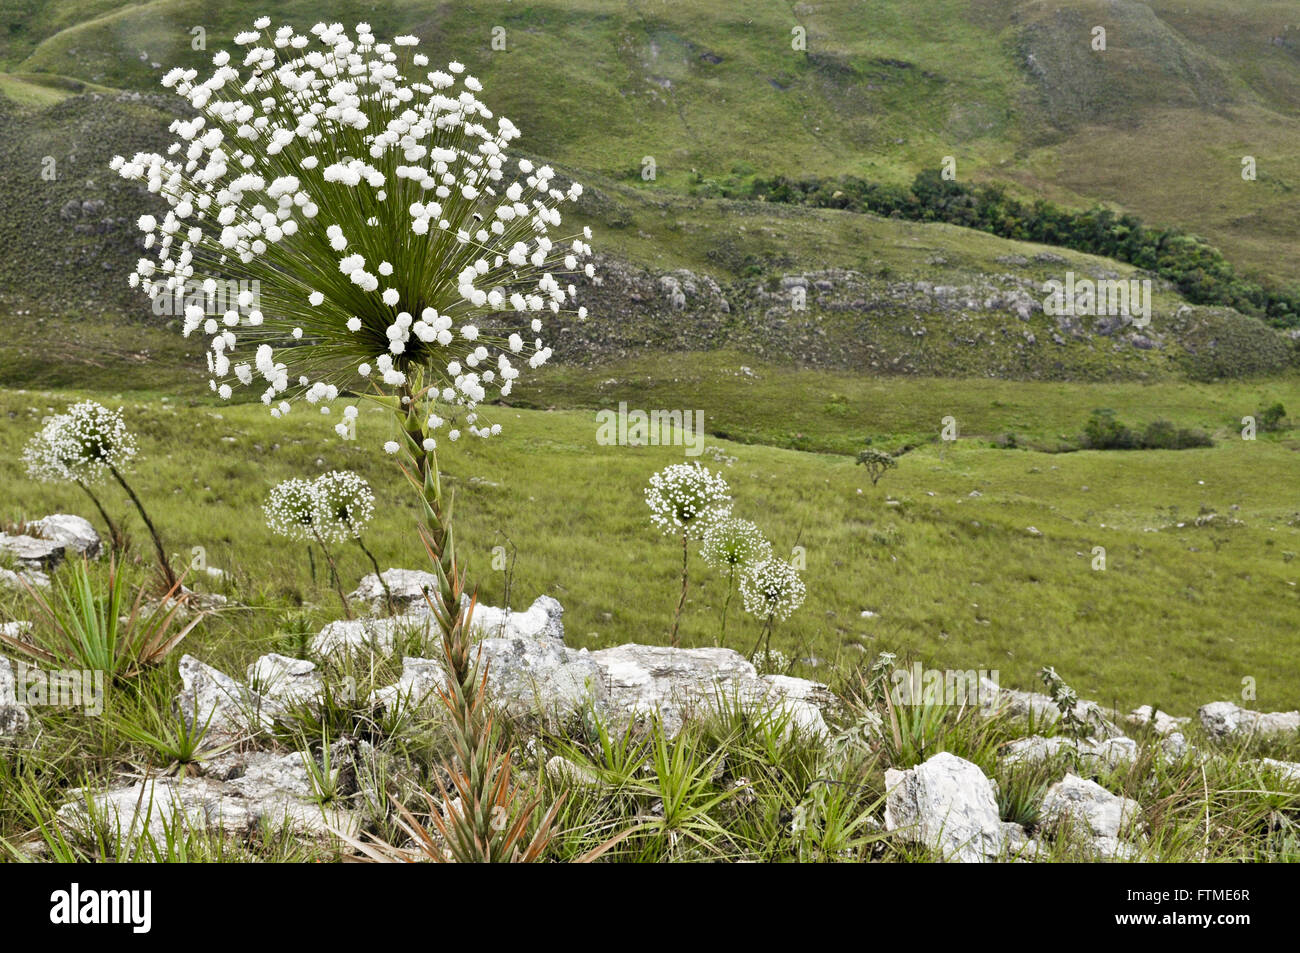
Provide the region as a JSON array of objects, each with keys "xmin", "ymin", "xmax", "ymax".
[
  {"xmin": 644, "ymin": 462, "xmax": 731, "ymax": 536},
  {"xmin": 263, "ymin": 470, "xmax": 376, "ymax": 542},
  {"xmin": 739, "ymin": 558, "xmax": 806, "ymax": 621},
  {"xmin": 112, "ymin": 19, "xmax": 594, "ymax": 444},
  {"xmin": 699, "ymin": 514, "xmax": 772, "ymax": 571},
  {"xmin": 23, "ymin": 401, "xmax": 138, "ymax": 484}
]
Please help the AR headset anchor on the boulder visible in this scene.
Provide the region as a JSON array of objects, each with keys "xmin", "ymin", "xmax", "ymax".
[
  {"xmin": 349, "ymin": 569, "xmax": 439, "ymax": 615},
  {"xmin": 176, "ymin": 654, "xmax": 265, "ymax": 739},
  {"xmin": 1198, "ymin": 701, "xmax": 1300, "ymax": 741},
  {"xmin": 248, "ymin": 654, "xmax": 323, "ymax": 714},
  {"xmin": 1257, "ymin": 758, "xmax": 1300, "ymax": 784},
  {"xmin": 31, "ymin": 514, "xmax": 101, "ymax": 559},
  {"xmin": 0, "ymin": 534, "xmax": 64, "ymax": 571},
  {"xmin": 1127, "ymin": 705, "xmax": 1190, "ymax": 736},
  {"xmin": 0, "ymin": 567, "xmax": 49, "ymax": 590},
  {"xmin": 1039, "ymin": 773, "xmax": 1142, "ymax": 860},
  {"xmin": 883, "ymin": 752, "xmax": 1005, "ymax": 863},
  {"xmin": 466, "ymin": 594, "xmax": 566, "ymax": 643},
  {"xmin": 310, "ymin": 614, "xmax": 431, "ymax": 659}
]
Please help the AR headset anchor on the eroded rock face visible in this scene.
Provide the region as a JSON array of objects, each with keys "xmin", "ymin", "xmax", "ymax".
[
  {"xmin": 31, "ymin": 514, "xmax": 101, "ymax": 559},
  {"xmin": 1039, "ymin": 773, "xmax": 1143, "ymax": 860},
  {"xmin": 1198, "ymin": 701, "xmax": 1300, "ymax": 741},
  {"xmin": 478, "ymin": 636, "xmax": 605, "ymax": 724},
  {"xmin": 883, "ymin": 752, "xmax": 1005, "ymax": 863}
]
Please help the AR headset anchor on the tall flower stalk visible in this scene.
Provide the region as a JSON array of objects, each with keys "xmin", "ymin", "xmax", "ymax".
[
  {"xmin": 117, "ymin": 19, "xmax": 593, "ymax": 861},
  {"xmin": 645, "ymin": 463, "xmax": 731, "ymax": 647}
]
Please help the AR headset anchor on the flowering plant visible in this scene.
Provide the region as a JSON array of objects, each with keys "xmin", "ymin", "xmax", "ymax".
[
  {"xmin": 113, "ymin": 18, "xmax": 592, "ymax": 444},
  {"xmin": 264, "ymin": 471, "xmax": 390, "ymax": 616},
  {"xmin": 740, "ymin": 557, "xmax": 806, "ymax": 665},
  {"xmin": 118, "ymin": 19, "xmax": 590, "ymax": 860},
  {"xmin": 24, "ymin": 402, "xmax": 172, "ymax": 588},
  {"xmin": 644, "ymin": 462, "xmax": 731, "ymax": 647}
]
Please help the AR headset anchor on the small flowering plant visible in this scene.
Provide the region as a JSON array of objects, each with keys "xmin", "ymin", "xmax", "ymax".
[
  {"xmin": 740, "ymin": 557, "xmax": 806, "ymax": 665},
  {"xmin": 698, "ymin": 514, "xmax": 771, "ymax": 646},
  {"xmin": 645, "ymin": 462, "xmax": 731, "ymax": 537},
  {"xmin": 263, "ymin": 471, "xmax": 391, "ymax": 617},
  {"xmin": 645, "ymin": 462, "xmax": 731, "ymax": 646},
  {"xmin": 24, "ymin": 402, "xmax": 174, "ymax": 589}
]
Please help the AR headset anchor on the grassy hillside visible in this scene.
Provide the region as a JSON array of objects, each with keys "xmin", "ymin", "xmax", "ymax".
[{"xmin": 3, "ymin": 0, "xmax": 1297, "ymax": 283}]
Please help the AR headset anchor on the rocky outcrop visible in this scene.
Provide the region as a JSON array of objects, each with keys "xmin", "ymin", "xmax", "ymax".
[
  {"xmin": 980, "ymin": 676, "xmax": 1122, "ymax": 739},
  {"xmin": 57, "ymin": 748, "xmax": 357, "ymax": 851},
  {"xmin": 589, "ymin": 644, "xmax": 832, "ymax": 737},
  {"xmin": 349, "ymin": 568, "xmax": 439, "ymax": 615},
  {"xmin": 1000, "ymin": 734, "xmax": 1138, "ymax": 769}
]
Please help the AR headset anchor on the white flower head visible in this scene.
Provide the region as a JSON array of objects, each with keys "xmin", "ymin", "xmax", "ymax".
[
  {"xmin": 644, "ymin": 462, "xmax": 731, "ymax": 537},
  {"xmin": 23, "ymin": 401, "xmax": 138, "ymax": 484},
  {"xmin": 739, "ymin": 558, "xmax": 806, "ymax": 622}
]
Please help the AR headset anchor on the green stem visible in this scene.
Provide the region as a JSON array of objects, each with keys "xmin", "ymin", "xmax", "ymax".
[
  {"xmin": 354, "ymin": 534, "xmax": 395, "ymax": 616},
  {"xmin": 310, "ymin": 530, "xmax": 352, "ymax": 620},
  {"xmin": 670, "ymin": 530, "xmax": 688, "ymax": 648},
  {"xmin": 108, "ymin": 464, "xmax": 176, "ymax": 591},
  {"xmin": 719, "ymin": 564, "xmax": 735, "ymax": 647},
  {"xmin": 74, "ymin": 478, "xmax": 125, "ymax": 555}
]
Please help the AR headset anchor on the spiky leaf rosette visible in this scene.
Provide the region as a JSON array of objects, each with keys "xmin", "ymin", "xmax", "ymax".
[
  {"xmin": 112, "ymin": 19, "xmax": 594, "ymax": 444},
  {"xmin": 23, "ymin": 402, "xmax": 138, "ymax": 485}
]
